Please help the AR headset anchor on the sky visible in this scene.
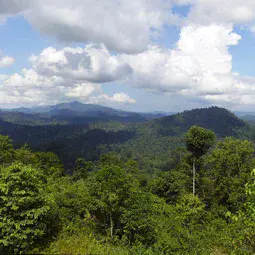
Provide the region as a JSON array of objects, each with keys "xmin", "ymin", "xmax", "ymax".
[{"xmin": 1, "ymin": 1, "xmax": 255, "ymax": 112}]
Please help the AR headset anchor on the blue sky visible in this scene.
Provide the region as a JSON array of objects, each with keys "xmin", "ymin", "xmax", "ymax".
[
  {"xmin": 230, "ymin": 27, "xmax": 255, "ymax": 76},
  {"xmin": 1, "ymin": 17, "xmax": 42, "ymax": 73},
  {"xmin": 1, "ymin": 1, "xmax": 255, "ymax": 112}
]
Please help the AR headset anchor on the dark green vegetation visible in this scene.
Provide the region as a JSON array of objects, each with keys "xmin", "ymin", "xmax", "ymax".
[
  {"xmin": 0, "ymin": 106, "xmax": 250, "ymax": 170},
  {"xmin": 0, "ymin": 106, "xmax": 255, "ymax": 254},
  {"xmin": 156, "ymin": 107, "xmax": 247, "ymax": 137}
]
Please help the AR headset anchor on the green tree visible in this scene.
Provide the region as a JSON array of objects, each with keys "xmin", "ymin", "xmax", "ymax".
[
  {"xmin": 88, "ymin": 165, "xmax": 136, "ymax": 239},
  {"xmin": 73, "ymin": 158, "xmax": 93, "ymax": 180},
  {"xmin": 121, "ymin": 191, "xmax": 164, "ymax": 245},
  {"xmin": 124, "ymin": 158, "xmax": 139, "ymax": 175},
  {"xmin": 241, "ymin": 169, "xmax": 255, "ymax": 251},
  {"xmin": 0, "ymin": 163, "xmax": 52, "ymax": 254},
  {"xmin": 14, "ymin": 145, "xmax": 37, "ymax": 165},
  {"xmin": 99, "ymin": 153, "xmax": 122, "ymax": 167},
  {"xmin": 185, "ymin": 126, "xmax": 215, "ymax": 196},
  {"xmin": 15, "ymin": 146, "xmax": 64, "ymax": 179},
  {"xmin": 0, "ymin": 135, "xmax": 14, "ymax": 165},
  {"xmin": 206, "ymin": 137, "xmax": 255, "ymax": 211},
  {"xmin": 34, "ymin": 151, "xmax": 64, "ymax": 178},
  {"xmin": 150, "ymin": 170, "xmax": 189, "ymax": 204},
  {"xmin": 153, "ymin": 194, "xmax": 210, "ymax": 254},
  {"xmin": 225, "ymin": 169, "xmax": 255, "ymax": 254},
  {"xmin": 49, "ymin": 176, "xmax": 91, "ymax": 223}
]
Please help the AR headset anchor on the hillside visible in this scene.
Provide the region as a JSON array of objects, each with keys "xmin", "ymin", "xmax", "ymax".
[
  {"xmin": 0, "ymin": 111, "xmax": 65, "ymax": 125},
  {"xmin": 154, "ymin": 106, "xmax": 247, "ymax": 137},
  {"xmin": 0, "ymin": 106, "xmax": 250, "ymax": 169}
]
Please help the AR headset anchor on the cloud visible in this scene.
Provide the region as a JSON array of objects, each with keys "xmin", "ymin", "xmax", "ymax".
[
  {"xmin": 181, "ymin": 0, "xmax": 255, "ymax": 25},
  {"xmin": 0, "ymin": 24, "xmax": 252, "ymax": 109},
  {"xmin": 2, "ymin": 0, "xmax": 255, "ymax": 33},
  {"xmin": 0, "ymin": 55, "xmax": 136, "ymax": 108},
  {"xmin": 173, "ymin": 0, "xmax": 255, "ymax": 34},
  {"xmin": 2, "ymin": 0, "xmax": 255, "ymax": 110},
  {"xmin": 2, "ymin": 0, "xmax": 255, "ymax": 48},
  {"xmin": 0, "ymin": 0, "xmax": 27, "ymax": 14},
  {"xmin": 0, "ymin": 56, "xmax": 15, "ymax": 67},
  {"xmin": 0, "ymin": 0, "xmax": 30, "ymax": 23},
  {"xmin": 30, "ymin": 45, "xmax": 132, "ymax": 83},
  {"xmin": 65, "ymin": 83, "xmax": 102, "ymax": 99},
  {"xmin": 65, "ymin": 84, "xmax": 136, "ymax": 105},
  {"xmin": 110, "ymin": 93, "xmax": 136, "ymax": 104},
  {"xmin": 0, "ymin": 0, "xmax": 175, "ymax": 53},
  {"xmin": 122, "ymin": 24, "xmax": 241, "ymax": 96},
  {"xmin": 88, "ymin": 93, "xmax": 136, "ymax": 105},
  {"xmin": 117, "ymin": 23, "xmax": 255, "ymax": 108}
]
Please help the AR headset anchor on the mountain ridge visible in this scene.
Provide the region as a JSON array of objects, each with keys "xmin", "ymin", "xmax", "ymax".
[
  {"xmin": 153, "ymin": 106, "xmax": 248, "ymax": 137},
  {"xmin": 0, "ymin": 101, "xmax": 170, "ymax": 125}
]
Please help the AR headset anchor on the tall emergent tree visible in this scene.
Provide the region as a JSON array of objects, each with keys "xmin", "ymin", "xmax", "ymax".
[{"xmin": 185, "ymin": 126, "xmax": 215, "ymax": 196}]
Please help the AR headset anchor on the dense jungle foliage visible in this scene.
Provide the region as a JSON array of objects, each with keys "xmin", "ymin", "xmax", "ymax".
[{"xmin": 0, "ymin": 106, "xmax": 255, "ymax": 254}]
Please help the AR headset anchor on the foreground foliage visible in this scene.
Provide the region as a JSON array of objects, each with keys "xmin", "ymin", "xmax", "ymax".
[{"xmin": 0, "ymin": 123, "xmax": 254, "ymax": 254}]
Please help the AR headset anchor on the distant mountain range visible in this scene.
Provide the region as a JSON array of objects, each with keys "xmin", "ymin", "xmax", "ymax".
[
  {"xmin": 0, "ymin": 102, "xmax": 249, "ymax": 138},
  {"xmin": 2, "ymin": 101, "xmax": 134, "ymax": 114},
  {"xmin": 235, "ymin": 111, "xmax": 255, "ymax": 117},
  {"xmin": 233, "ymin": 112, "xmax": 255, "ymax": 124},
  {"xmin": 239, "ymin": 115, "xmax": 255, "ymax": 122},
  {"xmin": 0, "ymin": 101, "xmax": 173, "ymax": 125}
]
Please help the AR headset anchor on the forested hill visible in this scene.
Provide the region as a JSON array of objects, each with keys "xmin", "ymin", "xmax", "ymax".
[
  {"xmin": 154, "ymin": 106, "xmax": 247, "ymax": 137},
  {"xmin": 0, "ymin": 106, "xmax": 251, "ymax": 170}
]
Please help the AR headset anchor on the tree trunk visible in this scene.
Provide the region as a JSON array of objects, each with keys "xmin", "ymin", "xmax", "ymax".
[
  {"xmin": 110, "ymin": 213, "xmax": 114, "ymax": 239},
  {"xmin": 193, "ymin": 158, "xmax": 196, "ymax": 196}
]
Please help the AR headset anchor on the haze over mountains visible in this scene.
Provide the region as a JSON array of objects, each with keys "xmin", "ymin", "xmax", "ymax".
[
  {"xmin": 2, "ymin": 100, "xmax": 254, "ymax": 125},
  {"xmin": 0, "ymin": 101, "xmax": 172, "ymax": 125},
  {"xmin": 0, "ymin": 102, "xmax": 249, "ymax": 136},
  {"xmin": 3, "ymin": 101, "xmax": 134, "ymax": 114}
]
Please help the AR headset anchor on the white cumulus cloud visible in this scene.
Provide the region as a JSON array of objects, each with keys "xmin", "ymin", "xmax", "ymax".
[
  {"xmin": 122, "ymin": 24, "xmax": 241, "ymax": 96},
  {"xmin": 0, "ymin": 51, "xmax": 136, "ymax": 108},
  {"xmin": 89, "ymin": 92, "xmax": 136, "ymax": 105},
  {"xmin": 29, "ymin": 45, "xmax": 132, "ymax": 83}
]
